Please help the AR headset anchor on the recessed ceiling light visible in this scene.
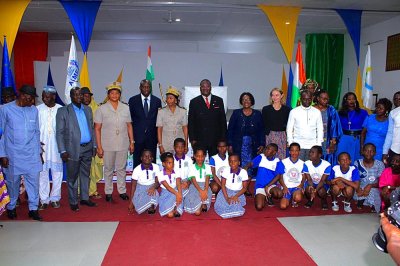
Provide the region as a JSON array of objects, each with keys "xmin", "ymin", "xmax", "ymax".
[
  {"xmin": 175, "ymin": 18, "xmax": 181, "ymax": 22},
  {"xmin": 285, "ymin": 22, "xmax": 290, "ymax": 25}
]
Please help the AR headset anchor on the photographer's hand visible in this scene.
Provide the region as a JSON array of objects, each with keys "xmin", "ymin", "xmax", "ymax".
[{"xmin": 381, "ymin": 215, "xmax": 400, "ymax": 265}]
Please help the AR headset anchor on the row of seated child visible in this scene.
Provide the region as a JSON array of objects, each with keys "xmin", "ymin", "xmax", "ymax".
[{"xmin": 127, "ymin": 138, "xmax": 400, "ymax": 219}]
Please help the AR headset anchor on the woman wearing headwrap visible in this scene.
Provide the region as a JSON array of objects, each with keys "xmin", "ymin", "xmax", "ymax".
[{"xmin": 156, "ymin": 86, "xmax": 188, "ymax": 154}]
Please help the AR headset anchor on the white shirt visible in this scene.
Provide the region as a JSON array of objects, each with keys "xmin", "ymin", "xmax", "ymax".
[
  {"xmin": 174, "ymin": 154, "xmax": 192, "ymax": 180},
  {"xmin": 157, "ymin": 169, "xmax": 180, "ymax": 189},
  {"xmin": 209, "ymin": 153, "xmax": 229, "ymax": 178},
  {"xmin": 280, "ymin": 158, "xmax": 305, "ymax": 188},
  {"xmin": 221, "ymin": 167, "xmax": 249, "ymax": 191},
  {"xmin": 330, "ymin": 165, "xmax": 360, "ymax": 182},
  {"xmin": 304, "ymin": 159, "xmax": 331, "ymax": 184},
  {"xmin": 383, "ymin": 106, "xmax": 400, "ymax": 154},
  {"xmin": 131, "ymin": 163, "xmax": 159, "ymax": 186},
  {"xmin": 141, "ymin": 94, "xmax": 151, "ymax": 108},
  {"xmin": 188, "ymin": 163, "xmax": 212, "ymax": 183},
  {"xmin": 286, "ymin": 105, "xmax": 323, "ymax": 149}
]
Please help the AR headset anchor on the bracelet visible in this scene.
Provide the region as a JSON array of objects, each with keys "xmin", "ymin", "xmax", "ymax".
[
  {"xmin": 130, "ymin": 140, "xmax": 135, "ymax": 144},
  {"xmin": 157, "ymin": 143, "xmax": 163, "ymax": 147}
]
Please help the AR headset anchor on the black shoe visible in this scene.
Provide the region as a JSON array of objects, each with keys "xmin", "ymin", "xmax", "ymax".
[
  {"xmin": 80, "ymin": 200, "xmax": 97, "ymax": 207},
  {"xmin": 105, "ymin": 194, "xmax": 113, "ymax": 202},
  {"xmin": 51, "ymin": 201, "xmax": 61, "ymax": 209},
  {"xmin": 357, "ymin": 199, "xmax": 365, "ymax": 210},
  {"xmin": 201, "ymin": 204, "xmax": 208, "ymax": 212},
  {"xmin": 16, "ymin": 198, "xmax": 20, "ymax": 207},
  {"xmin": 28, "ymin": 210, "xmax": 43, "ymax": 221},
  {"xmin": 119, "ymin": 193, "xmax": 129, "ymax": 201},
  {"xmin": 321, "ymin": 200, "xmax": 328, "ymax": 210},
  {"xmin": 70, "ymin": 204, "xmax": 80, "ymax": 211},
  {"xmin": 39, "ymin": 203, "xmax": 48, "ymax": 210},
  {"xmin": 304, "ymin": 200, "xmax": 314, "ymax": 209},
  {"xmin": 7, "ymin": 209, "xmax": 17, "ymax": 219},
  {"xmin": 267, "ymin": 197, "xmax": 274, "ymax": 207},
  {"xmin": 244, "ymin": 190, "xmax": 253, "ymax": 197}
]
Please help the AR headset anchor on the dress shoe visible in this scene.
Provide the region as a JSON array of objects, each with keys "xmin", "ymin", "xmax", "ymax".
[
  {"xmin": 51, "ymin": 201, "xmax": 61, "ymax": 208},
  {"xmin": 80, "ymin": 200, "xmax": 97, "ymax": 207},
  {"xmin": 70, "ymin": 204, "xmax": 80, "ymax": 211},
  {"xmin": 119, "ymin": 193, "xmax": 129, "ymax": 201},
  {"xmin": 28, "ymin": 210, "xmax": 43, "ymax": 221},
  {"xmin": 7, "ymin": 209, "xmax": 17, "ymax": 219},
  {"xmin": 105, "ymin": 194, "xmax": 113, "ymax": 202},
  {"xmin": 90, "ymin": 192, "xmax": 102, "ymax": 199},
  {"xmin": 39, "ymin": 203, "xmax": 48, "ymax": 210}
]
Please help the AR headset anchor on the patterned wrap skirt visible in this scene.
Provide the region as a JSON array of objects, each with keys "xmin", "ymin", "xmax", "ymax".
[
  {"xmin": 184, "ymin": 182, "xmax": 212, "ymax": 213},
  {"xmin": 133, "ymin": 184, "xmax": 159, "ymax": 214},
  {"xmin": 265, "ymin": 131, "xmax": 287, "ymax": 160},
  {"xmin": 353, "ymin": 187, "xmax": 381, "ymax": 212},
  {"xmin": 214, "ymin": 188, "xmax": 246, "ymax": 219},
  {"xmin": 0, "ymin": 170, "xmax": 10, "ymax": 216},
  {"xmin": 159, "ymin": 188, "xmax": 183, "ymax": 217}
]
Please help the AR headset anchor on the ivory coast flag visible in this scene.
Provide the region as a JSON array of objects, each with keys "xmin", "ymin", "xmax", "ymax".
[
  {"xmin": 291, "ymin": 41, "xmax": 306, "ymax": 108},
  {"xmin": 362, "ymin": 45, "xmax": 373, "ymax": 110},
  {"xmin": 146, "ymin": 45, "xmax": 154, "ymax": 81}
]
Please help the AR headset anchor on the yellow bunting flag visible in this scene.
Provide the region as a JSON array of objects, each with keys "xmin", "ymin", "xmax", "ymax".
[
  {"xmin": 281, "ymin": 65, "xmax": 288, "ymax": 102},
  {"xmin": 258, "ymin": 5, "xmax": 301, "ymax": 63},
  {"xmin": 79, "ymin": 53, "xmax": 98, "ymax": 111},
  {"xmin": 0, "ymin": 0, "xmax": 31, "ymax": 57},
  {"xmin": 355, "ymin": 67, "xmax": 365, "ymax": 109}
]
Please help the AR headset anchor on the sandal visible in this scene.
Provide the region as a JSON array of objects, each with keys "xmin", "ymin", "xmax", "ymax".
[
  {"xmin": 201, "ymin": 204, "xmax": 208, "ymax": 212},
  {"xmin": 90, "ymin": 192, "xmax": 102, "ymax": 199}
]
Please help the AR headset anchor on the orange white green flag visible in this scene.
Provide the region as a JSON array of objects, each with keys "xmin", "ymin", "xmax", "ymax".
[{"xmin": 291, "ymin": 41, "xmax": 306, "ymax": 108}]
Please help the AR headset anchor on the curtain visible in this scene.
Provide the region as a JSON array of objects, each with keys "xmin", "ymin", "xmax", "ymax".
[
  {"xmin": 306, "ymin": 34, "xmax": 344, "ymax": 108},
  {"xmin": 14, "ymin": 32, "xmax": 48, "ymax": 89}
]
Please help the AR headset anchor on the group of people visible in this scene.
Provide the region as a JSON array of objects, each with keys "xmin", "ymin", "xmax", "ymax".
[{"xmin": 0, "ymin": 77, "xmax": 400, "ymax": 221}]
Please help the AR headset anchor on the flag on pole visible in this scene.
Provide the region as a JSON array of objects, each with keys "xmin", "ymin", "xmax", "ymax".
[
  {"xmin": 64, "ymin": 35, "xmax": 79, "ymax": 104},
  {"xmin": 146, "ymin": 45, "xmax": 154, "ymax": 82},
  {"xmin": 286, "ymin": 65, "xmax": 294, "ymax": 107},
  {"xmin": 1, "ymin": 36, "xmax": 16, "ymax": 101},
  {"xmin": 362, "ymin": 44, "xmax": 373, "ymax": 110},
  {"xmin": 47, "ymin": 64, "xmax": 65, "ymax": 106},
  {"xmin": 219, "ymin": 66, "xmax": 224, "ymax": 86},
  {"xmin": 291, "ymin": 41, "xmax": 306, "ymax": 108}
]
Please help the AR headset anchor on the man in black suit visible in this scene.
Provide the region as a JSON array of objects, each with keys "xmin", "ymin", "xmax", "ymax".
[
  {"xmin": 188, "ymin": 79, "xmax": 227, "ymax": 157},
  {"xmin": 56, "ymin": 87, "xmax": 97, "ymax": 211},
  {"xmin": 128, "ymin": 79, "xmax": 162, "ymax": 167}
]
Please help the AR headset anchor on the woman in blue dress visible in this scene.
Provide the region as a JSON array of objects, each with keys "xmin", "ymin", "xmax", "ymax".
[
  {"xmin": 360, "ymin": 98, "xmax": 392, "ymax": 160},
  {"xmin": 337, "ymin": 92, "xmax": 368, "ymax": 162},
  {"xmin": 227, "ymin": 92, "xmax": 265, "ymax": 179},
  {"xmin": 314, "ymin": 90, "xmax": 343, "ymax": 165}
]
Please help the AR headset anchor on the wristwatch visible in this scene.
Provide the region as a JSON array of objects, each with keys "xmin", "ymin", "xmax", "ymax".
[{"xmin": 157, "ymin": 143, "xmax": 163, "ymax": 147}]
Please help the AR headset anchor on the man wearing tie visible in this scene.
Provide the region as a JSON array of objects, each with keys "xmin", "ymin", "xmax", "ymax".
[
  {"xmin": 188, "ymin": 79, "xmax": 227, "ymax": 157},
  {"xmin": 128, "ymin": 79, "xmax": 161, "ymax": 167}
]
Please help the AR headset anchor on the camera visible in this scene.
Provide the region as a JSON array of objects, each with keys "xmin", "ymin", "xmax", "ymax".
[{"xmin": 372, "ymin": 200, "xmax": 400, "ymax": 253}]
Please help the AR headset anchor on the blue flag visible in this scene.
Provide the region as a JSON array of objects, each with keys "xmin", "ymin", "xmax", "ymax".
[
  {"xmin": 47, "ymin": 64, "xmax": 65, "ymax": 106},
  {"xmin": 219, "ymin": 66, "xmax": 224, "ymax": 86},
  {"xmin": 1, "ymin": 36, "xmax": 16, "ymax": 103},
  {"xmin": 336, "ymin": 9, "xmax": 362, "ymax": 65}
]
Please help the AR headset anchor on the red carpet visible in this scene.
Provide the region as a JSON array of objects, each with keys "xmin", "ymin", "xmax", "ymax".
[
  {"xmin": 0, "ymin": 182, "xmax": 372, "ymax": 222},
  {"xmin": 102, "ymin": 218, "xmax": 317, "ymax": 266}
]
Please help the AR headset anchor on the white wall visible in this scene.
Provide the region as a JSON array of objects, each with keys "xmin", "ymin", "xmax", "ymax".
[{"xmin": 342, "ymin": 14, "xmax": 400, "ymax": 104}]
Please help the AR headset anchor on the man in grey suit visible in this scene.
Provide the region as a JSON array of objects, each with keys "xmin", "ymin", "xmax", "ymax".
[{"xmin": 56, "ymin": 87, "xmax": 97, "ymax": 211}]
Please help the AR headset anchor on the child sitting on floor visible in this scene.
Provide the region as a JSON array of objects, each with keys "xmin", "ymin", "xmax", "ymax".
[
  {"xmin": 209, "ymin": 140, "xmax": 230, "ymax": 195},
  {"xmin": 173, "ymin": 138, "xmax": 192, "ymax": 201},
  {"xmin": 329, "ymin": 152, "xmax": 360, "ymax": 213},
  {"xmin": 158, "ymin": 152, "xmax": 183, "ymax": 218},
  {"xmin": 303, "ymin": 146, "xmax": 331, "ymax": 210},
  {"xmin": 185, "ymin": 147, "xmax": 213, "ymax": 215},
  {"xmin": 246, "ymin": 143, "xmax": 283, "ymax": 211},
  {"xmin": 214, "ymin": 153, "xmax": 249, "ymax": 219},
  {"xmin": 353, "ymin": 143, "xmax": 385, "ymax": 212},
  {"xmin": 379, "ymin": 153, "xmax": 400, "ymax": 210},
  {"xmin": 279, "ymin": 143, "xmax": 306, "ymax": 209},
  {"xmin": 128, "ymin": 150, "xmax": 160, "ymax": 215}
]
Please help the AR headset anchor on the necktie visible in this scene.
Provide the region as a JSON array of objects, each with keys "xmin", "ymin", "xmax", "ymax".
[
  {"xmin": 144, "ymin": 98, "xmax": 149, "ymax": 117},
  {"xmin": 205, "ymin": 97, "xmax": 210, "ymax": 109}
]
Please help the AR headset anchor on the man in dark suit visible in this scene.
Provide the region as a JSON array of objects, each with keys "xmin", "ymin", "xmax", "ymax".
[
  {"xmin": 128, "ymin": 79, "xmax": 161, "ymax": 167},
  {"xmin": 56, "ymin": 87, "xmax": 97, "ymax": 211},
  {"xmin": 188, "ymin": 79, "xmax": 227, "ymax": 157}
]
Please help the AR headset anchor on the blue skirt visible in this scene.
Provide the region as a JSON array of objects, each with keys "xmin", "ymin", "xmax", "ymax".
[
  {"xmin": 184, "ymin": 182, "xmax": 212, "ymax": 214},
  {"xmin": 214, "ymin": 188, "xmax": 246, "ymax": 219},
  {"xmin": 159, "ymin": 188, "xmax": 183, "ymax": 217},
  {"xmin": 337, "ymin": 135, "xmax": 361, "ymax": 162},
  {"xmin": 133, "ymin": 184, "xmax": 159, "ymax": 214}
]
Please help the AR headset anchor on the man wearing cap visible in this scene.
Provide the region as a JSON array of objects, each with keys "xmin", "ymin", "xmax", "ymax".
[
  {"xmin": 56, "ymin": 86, "xmax": 97, "ymax": 211},
  {"xmin": 128, "ymin": 79, "xmax": 161, "ymax": 167},
  {"xmin": 1, "ymin": 86, "xmax": 16, "ymax": 104},
  {"xmin": 37, "ymin": 85, "xmax": 63, "ymax": 210},
  {"xmin": 0, "ymin": 85, "xmax": 43, "ymax": 220},
  {"xmin": 188, "ymin": 79, "xmax": 227, "ymax": 157},
  {"xmin": 95, "ymin": 82, "xmax": 134, "ymax": 202},
  {"xmin": 82, "ymin": 87, "xmax": 103, "ymax": 199},
  {"xmin": 156, "ymin": 86, "xmax": 188, "ymax": 153}
]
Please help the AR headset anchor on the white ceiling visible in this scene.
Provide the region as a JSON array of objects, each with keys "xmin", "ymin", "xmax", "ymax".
[{"xmin": 21, "ymin": 0, "xmax": 400, "ymax": 43}]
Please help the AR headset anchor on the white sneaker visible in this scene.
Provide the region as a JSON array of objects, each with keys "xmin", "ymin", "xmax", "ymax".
[
  {"xmin": 344, "ymin": 201, "xmax": 352, "ymax": 213},
  {"xmin": 332, "ymin": 201, "xmax": 339, "ymax": 211}
]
